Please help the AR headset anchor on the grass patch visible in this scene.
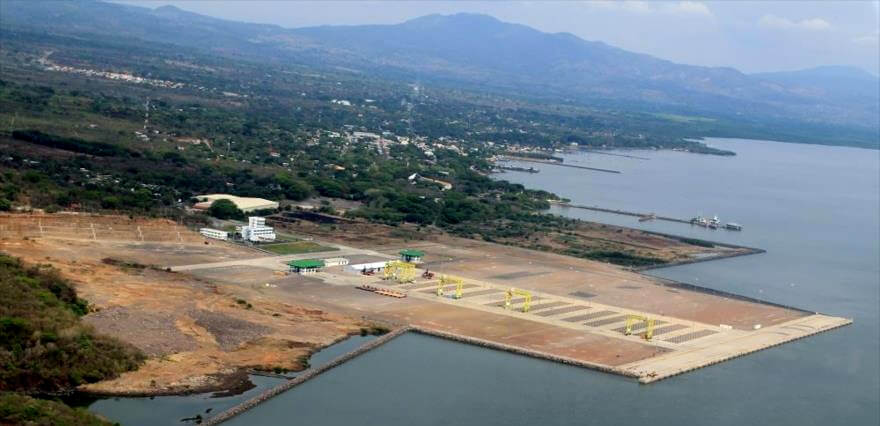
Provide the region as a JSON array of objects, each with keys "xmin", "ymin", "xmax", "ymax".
[
  {"xmin": 677, "ymin": 237, "xmax": 715, "ymax": 248},
  {"xmin": 563, "ymin": 249, "xmax": 667, "ymax": 267},
  {"xmin": 262, "ymin": 241, "xmax": 337, "ymax": 255}
]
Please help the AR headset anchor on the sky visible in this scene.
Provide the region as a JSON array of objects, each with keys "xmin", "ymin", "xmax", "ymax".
[{"xmin": 115, "ymin": 1, "xmax": 880, "ymax": 75}]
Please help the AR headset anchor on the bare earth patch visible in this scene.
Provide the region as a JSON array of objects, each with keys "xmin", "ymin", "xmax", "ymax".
[{"xmin": 0, "ymin": 216, "xmax": 369, "ymax": 396}]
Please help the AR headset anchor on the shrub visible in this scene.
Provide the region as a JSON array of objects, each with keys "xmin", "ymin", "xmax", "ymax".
[
  {"xmin": 0, "ymin": 255, "xmax": 144, "ymax": 393},
  {"xmin": 208, "ymin": 199, "xmax": 244, "ymax": 220},
  {"xmin": 0, "ymin": 393, "xmax": 114, "ymax": 425}
]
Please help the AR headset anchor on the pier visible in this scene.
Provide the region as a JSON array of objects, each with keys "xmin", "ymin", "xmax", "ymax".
[
  {"xmin": 204, "ymin": 314, "xmax": 851, "ymax": 423},
  {"xmin": 552, "ymin": 201, "xmax": 691, "ymax": 224},
  {"xmin": 581, "ymin": 150, "xmax": 651, "ymax": 160},
  {"xmin": 499, "ymin": 156, "xmax": 622, "ymax": 174},
  {"xmin": 496, "ymin": 165, "xmax": 540, "ymax": 173}
]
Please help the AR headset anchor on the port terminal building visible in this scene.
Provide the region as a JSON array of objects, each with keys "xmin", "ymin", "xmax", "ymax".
[
  {"xmin": 399, "ymin": 249, "xmax": 424, "ymax": 263},
  {"xmin": 289, "ymin": 259, "xmax": 325, "ymax": 274}
]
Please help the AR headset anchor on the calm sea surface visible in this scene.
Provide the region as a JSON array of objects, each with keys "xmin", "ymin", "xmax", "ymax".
[{"xmin": 105, "ymin": 138, "xmax": 880, "ymax": 425}]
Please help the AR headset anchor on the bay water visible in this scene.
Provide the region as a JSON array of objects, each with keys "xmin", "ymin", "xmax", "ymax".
[{"xmin": 224, "ymin": 138, "xmax": 878, "ymax": 425}]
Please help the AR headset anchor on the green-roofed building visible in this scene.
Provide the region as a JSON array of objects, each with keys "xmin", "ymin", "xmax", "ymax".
[
  {"xmin": 399, "ymin": 249, "xmax": 425, "ymax": 263},
  {"xmin": 288, "ymin": 259, "xmax": 325, "ymax": 274}
]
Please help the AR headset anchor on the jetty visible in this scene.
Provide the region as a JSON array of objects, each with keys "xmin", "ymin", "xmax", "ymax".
[
  {"xmin": 499, "ymin": 156, "xmax": 621, "ymax": 174},
  {"xmin": 581, "ymin": 150, "xmax": 650, "ymax": 160},
  {"xmin": 496, "ymin": 165, "xmax": 540, "ymax": 173},
  {"xmin": 552, "ymin": 202, "xmax": 691, "ymax": 224}
]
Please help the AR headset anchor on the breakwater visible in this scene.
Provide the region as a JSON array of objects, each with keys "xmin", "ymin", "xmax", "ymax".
[
  {"xmin": 203, "ymin": 326, "xmax": 639, "ymax": 424},
  {"xmin": 203, "ymin": 327, "xmax": 411, "ymax": 425}
]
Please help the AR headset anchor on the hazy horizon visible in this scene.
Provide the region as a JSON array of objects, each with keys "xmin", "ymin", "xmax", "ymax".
[{"xmin": 112, "ymin": 0, "xmax": 880, "ymax": 76}]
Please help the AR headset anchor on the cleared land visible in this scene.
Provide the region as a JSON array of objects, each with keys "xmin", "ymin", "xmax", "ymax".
[
  {"xmin": 267, "ymin": 215, "xmax": 754, "ymax": 267},
  {"xmin": 0, "ymin": 214, "xmax": 370, "ymax": 395},
  {"xmin": 0, "ymin": 213, "xmax": 850, "ymax": 389},
  {"xmin": 178, "ymin": 218, "xmax": 847, "ymax": 383}
]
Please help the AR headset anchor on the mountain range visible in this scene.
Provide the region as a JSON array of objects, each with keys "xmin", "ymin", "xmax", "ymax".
[{"xmin": 1, "ymin": 0, "xmax": 878, "ymax": 147}]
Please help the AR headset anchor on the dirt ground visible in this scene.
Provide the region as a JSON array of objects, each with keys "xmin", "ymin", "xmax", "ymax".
[
  {"xmin": 374, "ymin": 239, "xmax": 804, "ymax": 330},
  {"xmin": 0, "ymin": 213, "xmax": 818, "ymax": 391},
  {"xmin": 270, "ymin": 216, "xmax": 746, "ymax": 264},
  {"xmin": 0, "ymin": 217, "xmax": 370, "ymax": 395},
  {"xmin": 238, "ymin": 218, "xmax": 803, "ymax": 332}
]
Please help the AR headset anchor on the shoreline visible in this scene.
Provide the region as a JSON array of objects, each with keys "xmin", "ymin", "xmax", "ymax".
[
  {"xmin": 74, "ymin": 330, "xmax": 386, "ymax": 398},
  {"xmin": 203, "ymin": 327, "xmax": 412, "ymax": 425},
  {"xmin": 200, "ymin": 315, "xmax": 852, "ymax": 424}
]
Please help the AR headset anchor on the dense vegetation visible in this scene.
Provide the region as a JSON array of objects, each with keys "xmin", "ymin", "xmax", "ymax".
[
  {"xmin": 3, "ymin": 1, "xmax": 877, "ymax": 148},
  {"xmin": 0, "ymin": 23, "xmax": 677, "ymax": 266},
  {"xmin": 209, "ymin": 199, "xmax": 245, "ymax": 220},
  {"xmin": 0, "ymin": 254, "xmax": 144, "ymax": 393},
  {"xmin": 0, "ymin": 392, "xmax": 114, "ymax": 426},
  {"xmin": 11, "ymin": 130, "xmax": 135, "ymax": 158}
]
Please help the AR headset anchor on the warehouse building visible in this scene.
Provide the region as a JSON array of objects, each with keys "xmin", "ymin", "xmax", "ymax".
[
  {"xmin": 399, "ymin": 249, "xmax": 424, "ymax": 263},
  {"xmin": 289, "ymin": 259, "xmax": 325, "ymax": 274},
  {"xmin": 193, "ymin": 194, "xmax": 279, "ymax": 212},
  {"xmin": 346, "ymin": 260, "xmax": 390, "ymax": 275}
]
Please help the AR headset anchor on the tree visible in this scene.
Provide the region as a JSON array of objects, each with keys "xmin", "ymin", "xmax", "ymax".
[{"xmin": 208, "ymin": 199, "xmax": 244, "ymax": 220}]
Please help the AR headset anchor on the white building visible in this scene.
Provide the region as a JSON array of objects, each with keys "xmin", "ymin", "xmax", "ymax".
[
  {"xmin": 200, "ymin": 228, "xmax": 229, "ymax": 240},
  {"xmin": 193, "ymin": 194, "xmax": 279, "ymax": 212},
  {"xmin": 241, "ymin": 216, "xmax": 276, "ymax": 243},
  {"xmin": 322, "ymin": 257, "xmax": 350, "ymax": 267},
  {"xmin": 345, "ymin": 261, "xmax": 390, "ymax": 274}
]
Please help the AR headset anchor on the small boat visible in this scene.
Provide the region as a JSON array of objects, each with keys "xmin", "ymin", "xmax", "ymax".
[
  {"xmin": 639, "ymin": 213, "xmax": 656, "ymax": 222},
  {"xmin": 690, "ymin": 216, "xmax": 709, "ymax": 227},
  {"xmin": 725, "ymin": 223, "xmax": 743, "ymax": 231}
]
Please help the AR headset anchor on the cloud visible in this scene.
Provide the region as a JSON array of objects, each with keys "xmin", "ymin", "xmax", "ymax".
[
  {"xmin": 586, "ymin": 1, "xmax": 712, "ymax": 17},
  {"xmin": 587, "ymin": 1, "xmax": 652, "ymax": 14},
  {"xmin": 758, "ymin": 14, "xmax": 830, "ymax": 31},
  {"xmin": 664, "ymin": 1, "xmax": 713, "ymax": 17},
  {"xmin": 852, "ymin": 33, "xmax": 879, "ymax": 46}
]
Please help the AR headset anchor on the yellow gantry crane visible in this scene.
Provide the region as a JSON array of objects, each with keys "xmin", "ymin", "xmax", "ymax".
[
  {"xmin": 504, "ymin": 288, "xmax": 532, "ymax": 312},
  {"xmin": 383, "ymin": 260, "xmax": 416, "ymax": 283},
  {"xmin": 436, "ymin": 275, "xmax": 464, "ymax": 299},
  {"xmin": 624, "ymin": 314, "xmax": 655, "ymax": 341}
]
